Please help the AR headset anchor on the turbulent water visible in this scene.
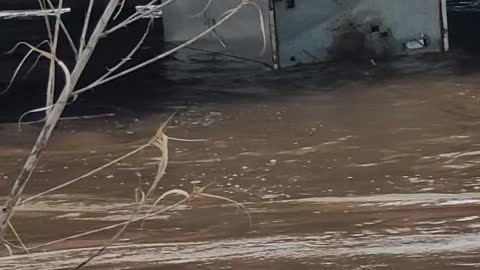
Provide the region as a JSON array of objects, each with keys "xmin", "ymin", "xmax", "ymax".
[
  {"xmin": 1, "ymin": 50, "xmax": 480, "ymax": 269},
  {"xmin": 448, "ymin": 0, "xmax": 480, "ymax": 11}
]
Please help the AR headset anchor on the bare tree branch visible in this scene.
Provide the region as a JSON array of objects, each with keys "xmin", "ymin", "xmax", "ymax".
[
  {"xmin": 103, "ymin": 0, "xmax": 170, "ymax": 36},
  {"xmin": 96, "ymin": 18, "xmax": 154, "ymax": 84},
  {"xmin": 0, "ymin": 0, "xmax": 121, "ymax": 239},
  {"xmin": 74, "ymin": 2, "xmax": 246, "ymax": 96},
  {"xmin": 79, "ymin": 0, "xmax": 95, "ymax": 56},
  {"xmin": 0, "ymin": 43, "xmax": 72, "ymax": 238}
]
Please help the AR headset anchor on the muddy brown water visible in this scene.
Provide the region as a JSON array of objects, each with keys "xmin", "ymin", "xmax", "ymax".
[{"xmin": 3, "ymin": 53, "xmax": 480, "ymax": 269}]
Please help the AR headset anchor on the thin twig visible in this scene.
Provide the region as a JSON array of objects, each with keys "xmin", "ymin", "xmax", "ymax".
[
  {"xmin": 44, "ymin": 0, "xmax": 63, "ymax": 117},
  {"xmin": 7, "ymin": 222, "xmax": 29, "ymax": 254},
  {"xmin": 21, "ymin": 143, "xmax": 150, "ymax": 204},
  {"xmin": 29, "ymin": 194, "xmax": 191, "ymax": 251},
  {"xmin": 96, "ymin": 18, "xmax": 153, "ymax": 84},
  {"xmin": 0, "ymin": 43, "xmax": 72, "ymax": 238},
  {"xmin": 192, "ymin": 0, "xmax": 213, "ymax": 17},
  {"xmin": 245, "ymin": 2, "xmax": 267, "ymax": 56},
  {"xmin": 0, "ymin": 0, "xmax": 122, "ymax": 238},
  {"xmin": 44, "ymin": 0, "xmax": 78, "ymax": 56},
  {"xmin": 73, "ymin": 128, "xmax": 170, "ymax": 269},
  {"xmin": 1, "ymin": 40, "xmax": 49, "ymax": 95},
  {"xmin": 23, "ymin": 53, "xmax": 43, "ymax": 79},
  {"xmin": 15, "ymin": 113, "xmax": 116, "ymax": 127},
  {"xmin": 3, "ymin": 240, "xmax": 25, "ymax": 252},
  {"xmin": 2, "ymin": 242, "xmax": 13, "ymax": 256},
  {"xmin": 73, "ymin": 2, "xmax": 246, "ymax": 95},
  {"xmin": 113, "ymin": 0, "xmax": 127, "ymax": 20},
  {"xmin": 79, "ymin": 0, "xmax": 95, "ymax": 56},
  {"xmin": 1, "ymin": 2, "xmax": 256, "ymax": 268},
  {"xmin": 38, "ymin": 0, "xmax": 53, "ymax": 45},
  {"xmin": 198, "ymin": 192, "xmax": 252, "ymax": 226},
  {"xmin": 140, "ymin": 189, "xmax": 189, "ymax": 227},
  {"xmin": 18, "ymin": 105, "xmax": 53, "ymax": 130},
  {"xmin": 167, "ymin": 136, "xmax": 207, "ymax": 142},
  {"xmin": 20, "ymin": 114, "xmax": 172, "ymax": 204},
  {"xmin": 103, "ymin": 0, "xmax": 167, "ymax": 35},
  {"xmin": 58, "ymin": 18, "xmax": 79, "ymax": 56},
  {"xmin": 28, "ymin": 188, "xmax": 250, "ymax": 257}
]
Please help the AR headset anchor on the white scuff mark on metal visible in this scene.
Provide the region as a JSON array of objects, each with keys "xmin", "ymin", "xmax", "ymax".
[
  {"xmin": 0, "ymin": 8, "xmax": 71, "ymax": 19},
  {"xmin": 404, "ymin": 34, "xmax": 428, "ymax": 50}
]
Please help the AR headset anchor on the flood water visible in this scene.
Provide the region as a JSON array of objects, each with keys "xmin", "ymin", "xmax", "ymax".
[{"xmin": 2, "ymin": 49, "xmax": 480, "ymax": 269}]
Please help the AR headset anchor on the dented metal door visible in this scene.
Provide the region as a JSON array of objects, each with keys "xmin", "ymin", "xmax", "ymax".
[{"xmin": 273, "ymin": 0, "xmax": 446, "ymax": 68}]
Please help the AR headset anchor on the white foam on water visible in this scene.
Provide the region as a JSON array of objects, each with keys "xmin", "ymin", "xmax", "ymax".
[
  {"xmin": 456, "ymin": 216, "xmax": 480, "ymax": 222},
  {"xmin": 3, "ymin": 232, "xmax": 480, "ymax": 269}
]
